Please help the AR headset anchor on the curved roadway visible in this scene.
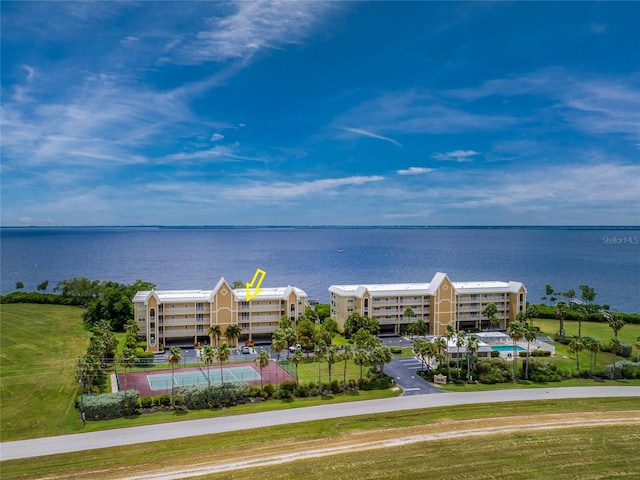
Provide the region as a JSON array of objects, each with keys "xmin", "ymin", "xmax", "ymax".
[{"xmin": 2, "ymin": 386, "xmax": 639, "ymax": 461}]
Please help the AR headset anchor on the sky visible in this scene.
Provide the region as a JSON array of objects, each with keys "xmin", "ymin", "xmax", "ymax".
[{"xmin": 1, "ymin": 1, "xmax": 639, "ymax": 226}]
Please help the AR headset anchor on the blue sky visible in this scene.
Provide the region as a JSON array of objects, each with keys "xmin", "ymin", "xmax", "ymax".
[{"xmin": 1, "ymin": 1, "xmax": 639, "ymax": 226}]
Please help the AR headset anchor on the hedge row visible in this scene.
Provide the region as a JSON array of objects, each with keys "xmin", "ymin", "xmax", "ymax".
[
  {"xmin": 535, "ymin": 304, "xmax": 640, "ymax": 324},
  {"xmin": 0, "ymin": 291, "xmax": 83, "ymax": 305},
  {"xmin": 79, "ymin": 391, "xmax": 139, "ymax": 420}
]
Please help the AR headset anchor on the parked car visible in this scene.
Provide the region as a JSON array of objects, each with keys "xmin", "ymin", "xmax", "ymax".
[
  {"xmin": 241, "ymin": 346, "xmax": 251, "ymax": 354},
  {"xmin": 289, "ymin": 343, "xmax": 302, "ymax": 353}
]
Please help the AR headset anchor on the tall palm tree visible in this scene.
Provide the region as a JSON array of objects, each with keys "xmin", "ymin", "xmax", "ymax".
[
  {"xmin": 338, "ymin": 344, "xmax": 353, "ymax": 389},
  {"xmin": 433, "ymin": 336, "xmax": 448, "ymax": 378},
  {"xmin": 482, "ymin": 303, "xmax": 498, "ymax": 331},
  {"xmin": 568, "ymin": 336, "xmax": 585, "ymax": 372},
  {"xmin": 555, "ymin": 302, "xmax": 568, "ymax": 343},
  {"xmin": 574, "ymin": 304, "xmax": 587, "ymax": 338},
  {"xmin": 224, "ymin": 325, "xmax": 241, "ymax": 348},
  {"xmin": 326, "ymin": 346, "xmax": 338, "ymax": 386},
  {"xmin": 506, "ymin": 320, "xmax": 525, "ymax": 381},
  {"xmin": 256, "ymin": 349, "xmax": 270, "ymax": 390},
  {"xmin": 315, "ymin": 340, "xmax": 328, "ymax": 390},
  {"xmin": 466, "ymin": 335, "xmax": 480, "ymax": 382},
  {"xmin": 455, "ymin": 331, "xmax": 466, "ymax": 370},
  {"xmin": 523, "ymin": 324, "xmax": 538, "ymax": 380},
  {"xmin": 609, "ymin": 337, "xmax": 621, "ymax": 379},
  {"xmin": 415, "ymin": 318, "xmax": 428, "ymax": 338},
  {"xmin": 167, "ymin": 346, "xmax": 182, "ymax": 408},
  {"xmin": 403, "ymin": 307, "xmax": 415, "ymax": 336},
  {"xmin": 202, "ymin": 345, "xmax": 215, "ymax": 387},
  {"xmin": 215, "ymin": 342, "xmax": 231, "ymax": 386},
  {"xmin": 208, "ymin": 325, "xmax": 221, "ymax": 347},
  {"xmin": 271, "ymin": 329, "xmax": 288, "ymax": 361},
  {"xmin": 444, "ymin": 326, "xmax": 455, "ymax": 380},
  {"xmin": 353, "ymin": 347, "xmax": 369, "ymax": 383},
  {"xmin": 290, "ymin": 349, "xmax": 303, "ymax": 387},
  {"xmin": 606, "ymin": 312, "xmax": 625, "ymax": 339}
]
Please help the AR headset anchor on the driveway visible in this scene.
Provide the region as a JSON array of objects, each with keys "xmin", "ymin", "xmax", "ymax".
[{"xmin": 386, "ymin": 357, "xmax": 443, "ymax": 395}]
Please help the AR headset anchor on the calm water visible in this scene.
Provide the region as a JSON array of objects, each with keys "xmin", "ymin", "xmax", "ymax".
[{"xmin": 1, "ymin": 227, "xmax": 638, "ymax": 313}]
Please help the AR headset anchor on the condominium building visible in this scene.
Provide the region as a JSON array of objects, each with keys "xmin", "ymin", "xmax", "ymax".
[
  {"xmin": 133, "ymin": 278, "xmax": 308, "ymax": 352},
  {"xmin": 329, "ymin": 272, "xmax": 526, "ymax": 335}
]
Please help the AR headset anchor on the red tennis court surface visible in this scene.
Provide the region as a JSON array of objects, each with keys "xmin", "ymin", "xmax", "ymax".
[{"xmin": 117, "ymin": 361, "xmax": 295, "ymax": 397}]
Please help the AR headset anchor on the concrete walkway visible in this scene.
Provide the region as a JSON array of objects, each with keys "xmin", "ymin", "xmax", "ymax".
[{"xmin": 2, "ymin": 386, "xmax": 639, "ymax": 461}]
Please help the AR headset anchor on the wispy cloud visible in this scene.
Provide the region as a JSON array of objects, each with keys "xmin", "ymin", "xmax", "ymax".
[
  {"xmin": 397, "ymin": 167, "xmax": 434, "ymax": 175},
  {"xmin": 341, "ymin": 127, "xmax": 403, "ymax": 147},
  {"xmin": 432, "ymin": 150, "xmax": 480, "ymax": 162},
  {"xmin": 166, "ymin": 2, "xmax": 335, "ymax": 65}
]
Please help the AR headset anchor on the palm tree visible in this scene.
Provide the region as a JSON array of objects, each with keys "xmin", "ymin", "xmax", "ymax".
[
  {"xmin": 216, "ymin": 342, "xmax": 231, "ymax": 385},
  {"xmin": 167, "ymin": 346, "xmax": 182, "ymax": 408},
  {"xmin": 202, "ymin": 345, "xmax": 215, "ymax": 387},
  {"xmin": 290, "ymin": 349, "xmax": 303, "ymax": 387},
  {"xmin": 455, "ymin": 332, "xmax": 466, "ymax": 370},
  {"xmin": 609, "ymin": 337, "xmax": 621, "ymax": 379},
  {"xmin": 555, "ymin": 301, "xmax": 568, "ymax": 343},
  {"xmin": 338, "ymin": 344, "xmax": 353, "ymax": 389},
  {"xmin": 523, "ymin": 324, "xmax": 538, "ymax": 380},
  {"xmin": 353, "ymin": 347, "xmax": 369, "ymax": 383},
  {"xmin": 568, "ymin": 336, "xmax": 585, "ymax": 372},
  {"xmin": 574, "ymin": 304, "xmax": 587, "ymax": 338},
  {"xmin": 271, "ymin": 329, "xmax": 287, "ymax": 361},
  {"xmin": 466, "ymin": 335, "xmax": 480, "ymax": 382},
  {"xmin": 256, "ymin": 349, "xmax": 270, "ymax": 390},
  {"xmin": 224, "ymin": 325, "xmax": 241, "ymax": 348},
  {"xmin": 507, "ymin": 320, "xmax": 525, "ymax": 381},
  {"xmin": 208, "ymin": 325, "xmax": 221, "ymax": 347},
  {"xmin": 524, "ymin": 304, "xmax": 540, "ymax": 329},
  {"xmin": 444, "ymin": 326, "xmax": 455, "ymax": 380},
  {"xmin": 415, "ymin": 318, "xmax": 428, "ymax": 338},
  {"xmin": 326, "ymin": 346, "xmax": 338, "ymax": 386},
  {"xmin": 403, "ymin": 307, "xmax": 415, "ymax": 336},
  {"xmin": 606, "ymin": 312, "xmax": 625, "ymax": 339},
  {"xmin": 482, "ymin": 303, "xmax": 498, "ymax": 331},
  {"xmin": 433, "ymin": 336, "xmax": 448, "ymax": 378},
  {"xmin": 315, "ymin": 340, "xmax": 327, "ymax": 390}
]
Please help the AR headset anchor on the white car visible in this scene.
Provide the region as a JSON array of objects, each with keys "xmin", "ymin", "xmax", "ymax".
[{"xmin": 288, "ymin": 343, "xmax": 302, "ymax": 353}]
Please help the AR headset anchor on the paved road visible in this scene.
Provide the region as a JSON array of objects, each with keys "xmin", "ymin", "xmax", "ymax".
[
  {"xmin": 386, "ymin": 357, "xmax": 443, "ymax": 395},
  {"xmin": 2, "ymin": 386, "xmax": 638, "ymax": 461}
]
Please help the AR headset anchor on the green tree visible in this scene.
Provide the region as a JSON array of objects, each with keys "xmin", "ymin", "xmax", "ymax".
[
  {"xmin": 507, "ymin": 320, "xmax": 525, "ymax": 380},
  {"xmin": 415, "ymin": 318, "xmax": 429, "ymax": 338},
  {"xmin": 564, "ymin": 288, "xmax": 576, "ymax": 305},
  {"xmin": 370, "ymin": 346, "xmax": 392, "ymax": 374},
  {"xmin": 344, "ymin": 313, "xmax": 379, "ymax": 338},
  {"xmin": 167, "ymin": 347, "xmax": 182, "ymax": 408},
  {"xmin": 482, "ymin": 303, "xmax": 498, "ymax": 331},
  {"xmin": 314, "ymin": 340, "xmax": 328, "ymax": 390},
  {"xmin": 216, "ymin": 342, "xmax": 231, "ymax": 385},
  {"xmin": 403, "ymin": 307, "xmax": 415, "ymax": 335},
  {"xmin": 609, "ymin": 337, "xmax": 621, "ymax": 379},
  {"xmin": 290, "ymin": 349, "xmax": 303, "ymax": 386},
  {"xmin": 271, "ymin": 329, "xmax": 288, "ymax": 361},
  {"xmin": 202, "ymin": 345, "xmax": 215, "ymax": 387},
  {"xmin": 524, "ymin": 304, "xmax": 540, "ymax": 328},
  {"xmin": 230, "ymin": 280, "xmax": 246, "ymax": 289},
  {"xmin": 444, "ymin": 325, "xmax": 455, "ymax": 380},
  {"xmin": 320, "ymin": 317, "xmax": 339, "ymax": 340},
  {"xmin": 296, "ymin": 318, "xmax": 316, "ymax": 353},
  {"xmin": 338, "ymin": 344, "xmax": 353, "ymax": 388},
  {"xmin": 555, "ymin": 301, "xmax": 568, "ymax": 343},
  {"xmin": 353, "ymin": 347, "xmax": 369, "ymax": 382},
  {"xmin": 606, "ymin": 312, "xmax": 625, "ymax": 339},
  {"xmin": 523, "ymin": 324, "xmax": 538, "ymax": 380},
  {"xmin": 568, "ymin": 336, "xmax": 585, "ymax": 372},
  {"xmin": 120, "ymin": 347, "xmax": 138, "ymax": 375},
  {"xmin": 326, "ymin": 346, "xmax": 338, "ymax": 385},
  {"xmin": 15, "ymin": 281, "xmax": 24, "ymax": 290},
  {"xmin": 315, "ymin": 304, "xmax": 331, "ymax": 322},
  {"xmin": 466, "ymin": 335, "xmax": 480, "ymax": 381},
  {"xmin": 582, "ymin": 336, "xmax": 600, "ymax": 376},
  {"xmin": 256, "ymin": 349, "xmax": 270, "ymax": 389},
  {"xmin": 224, "ymin": 324, "xmax": 241, "ymax": 347},
  {"xmin": 208, "ymin": 325, "xmax": 221, "ymax": 347},
  {"xmin": 573, "ymin": 304, "xmax": 587, "ymax": 338},
  {"xmin": 37, "ymin": 280, "xmax": 49, "ymax": 292},
  {"xmin": 579, "ymin": 284, "xmax": 597, "ymax": 311},
  {"xmin": 454, "ymin": 331, "xmax": 465, "ymax": 370}
]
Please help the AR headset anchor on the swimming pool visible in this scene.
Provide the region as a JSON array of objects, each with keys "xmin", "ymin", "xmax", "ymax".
[{"xmin": 491, "ymin": 345, "xmax": 525, "ymax": 352}]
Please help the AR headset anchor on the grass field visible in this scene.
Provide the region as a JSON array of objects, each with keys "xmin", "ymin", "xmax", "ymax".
[
  {"xmin": 2, "ymin": 397, "xmax": 638, "ymax": 479},
  {"xmin": 0, "ymin": 304, "xmax": 89, "ymax": 441}
]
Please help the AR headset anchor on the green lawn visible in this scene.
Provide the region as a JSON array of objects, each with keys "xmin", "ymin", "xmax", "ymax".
[
  {"xmin": 2, "ymin": 397, "xmax": 638, "ymax": 479},
  {"xmin": 0, "ymin": 303, "xmax": 90, "ymax": 441}
]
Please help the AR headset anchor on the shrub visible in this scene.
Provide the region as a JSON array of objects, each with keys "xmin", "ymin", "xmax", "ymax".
[
  {"xmin": 490, "ymin": 350, "xmax": 500, "ymax": 358},
  {"xmin": 262, "ymin": 384, "xmax": 275, "ymax": 398},
  {"xmin": 140, "ymin": 397, "xmax": 153, "ymax": 409},
  {"xmin": 278, "ymin": 380, "xmax": 297, "ymax": 395},
  {"xmin": 618, "ymin": 343, "xmax": 633, "ymax": 358},
  {"xmin": 390, "ymin": 346, "xmax": 402, "ymax": 354},
  {"xmin": 80, "ymin": 391, "xmax": 140, "ymax": 420},
  {"xmin": 604, "ymin": 361, "xmax": 640, "ymax": 379},
  {"xmin": 157, "ymin": 394, "xmax": 171, "ymax": 407},
  {"xmin": 135, "ymin": 351, "xmax": 155, "ymax": 367}
]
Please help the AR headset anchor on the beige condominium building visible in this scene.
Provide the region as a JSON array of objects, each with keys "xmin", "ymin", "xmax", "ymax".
[
  {"xmin": 133, "ymin": 278, "xmax": 308, "ymax": 352},
  {"xmin": 329, "ymin": 272, "xmax": 526, "ymax": 335}
]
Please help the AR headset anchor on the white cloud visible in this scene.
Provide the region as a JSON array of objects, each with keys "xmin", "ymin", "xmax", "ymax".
[
  {"xmin": 397, "ymin": 167, "xmax": 434, "ymax": 175},
  {"xmin": 167, "ymin": 2, "xmax": 335, "ymax": 64},
  {"xmin": 341, "ymin": 127, "xmax": 403, "ymax": 147},
  {"xmin": 432, "ymin": 150, "xmax": 480, "ymax": 162},
  {"xmin": 211, "ymin": 133, "xmax": 224, "ymax": 142}
]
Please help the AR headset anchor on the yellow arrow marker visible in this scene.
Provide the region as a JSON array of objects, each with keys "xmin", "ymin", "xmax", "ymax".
[{"xmin": 245, "ymin": 268, "xmax": 266, "ymax": 301}]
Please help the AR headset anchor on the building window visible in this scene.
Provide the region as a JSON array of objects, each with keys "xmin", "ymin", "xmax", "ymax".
[
  {"xmin": 196, "ymin": 302, "xmax": 204, "ymax": 311},
  {"xmin": 197, "ymin": 325, "xmax": 203, "ymax": 333}
]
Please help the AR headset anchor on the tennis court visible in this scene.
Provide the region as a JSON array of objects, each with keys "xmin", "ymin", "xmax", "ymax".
[
  {"xmin": 147, "ymin": 366, "xmax": 261, "ymax": 391},
  {"xmin": 116, "ymin": 362, "xmax": 295, "ymax": 397}
]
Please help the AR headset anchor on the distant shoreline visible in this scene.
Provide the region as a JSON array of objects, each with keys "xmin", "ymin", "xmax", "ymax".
[{"xmin": 2, "ymin": 225, "xmax": 639, "ymax": 231}]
